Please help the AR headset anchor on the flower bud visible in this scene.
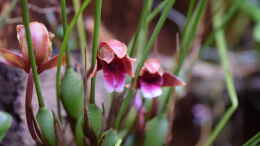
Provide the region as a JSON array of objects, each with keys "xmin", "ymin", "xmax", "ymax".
[
  {"xmin": 16, "ymin": 22, "xmax": 52, "ymax": 65},
  {"xmin": 36, "ymin": 108, "xmax": 56, "ymax": 146},
  {"xmin": 61, "ymin": 68, "xmax": 84, "ymax": 119}
]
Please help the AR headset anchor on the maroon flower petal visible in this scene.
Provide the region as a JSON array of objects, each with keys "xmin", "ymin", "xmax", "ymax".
[
  {"xmin": 0, "ymin": 48, "xmax": 27, "ymax": 71},
  {"xmin": 38, "ymin": 55, "xmax": 66, "ymax": 73},
  {"xmin": 122, "ymin": 56, "xmax": 135, "ymax": 77},
  {"xmin": 140, "ymin": 81, "xmax": 162, "ymax": 98},
  {"xmin": 162, "ymin": 72, "xmax": 186, "ymax": 87}
]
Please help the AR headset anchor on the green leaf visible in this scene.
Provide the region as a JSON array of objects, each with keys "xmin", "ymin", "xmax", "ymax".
[
  {"xmin": 88, "ymin": 104, "xmax": 103, "ymax": 137},
  {"xmin": 36, "ymin": 108, "xmax": 56, "ymax": 146},
  {"xmin": 124, "ymin": 108, "xmax": 137, "ymax": 131},
  {"xmin": 101, "ymin": 130, "xmax": 122, "ymax": 146},
  {"xmin": 75, "ymin": 115, "xmax": 85, "ymax": 146},
  {"xmin": 0, "ymin": 112, "xmax": 12, "ymax": 142},
  {"xmin": 253, "ymin": 21, "xmax": 260, "ymax": 42},
  {"xmin": 243, "ymin": 131, "xmax": 260, "ymax": 146},
  {"xmin": 144, "ymin": 114, "xmax": 169, "ymax": 146}
]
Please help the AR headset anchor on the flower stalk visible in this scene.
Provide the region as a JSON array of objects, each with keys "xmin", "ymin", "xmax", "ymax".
[
  {"xmin": 20, "ymin": 0, "xmax": 45, "ymax": 108},
  {"xmin": 90, "ymin": 0, "xmax": 103, "ymax": 104},
  {"xmin": 115, "ymin": 0, "xmax": 177, "ymax": 129},
  {"xmin": 205, "ymin": 0, "xmax": 238, "ymax": 145},
  {"xmin": 60, "ymin": 0, "xmax": 71, "ymax": 68}
]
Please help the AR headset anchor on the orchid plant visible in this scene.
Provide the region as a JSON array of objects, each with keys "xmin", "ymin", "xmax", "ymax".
[{"xmin": 0, "ymin": 0, "xmax": 244, "ymax": 146}]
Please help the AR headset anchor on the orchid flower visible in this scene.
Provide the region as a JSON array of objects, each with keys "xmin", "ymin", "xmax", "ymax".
[
  {"xmin": 0, "ymin": 21, "xmax": 60, "ymax": 73},
  {"xmin": 137, "ymin": 59, "xmax": 185, "ymax": 98},
  {"xmin": 93, "ymin": 40, "xmax": 135, "ymax": 92}
]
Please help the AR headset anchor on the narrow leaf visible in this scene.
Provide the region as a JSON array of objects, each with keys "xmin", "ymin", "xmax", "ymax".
[
  {"xmin": 144, "ymin": 114, "xmax": 168, "ymax": 146},
  {"xmin": 88, "ymin": 104, "xmax": 103, "ymax": 137},
  {"xmin": 101, "ymin": 130, "xmax": 122, "ymax": 146}
]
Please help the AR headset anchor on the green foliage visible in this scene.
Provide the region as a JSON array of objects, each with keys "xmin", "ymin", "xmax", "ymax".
[
  {"xmin": 243, "ymin": 131, "xmax": 260, "ymax": 146},
  {"xmin": 144, "ymin": 114, "xmax": 168, "ymax": 146},
  {"xmin": 253, "ymin": 22, "xmax": 260, "ymax": 42},
  {"xmin": 0, "ymin": 112, "xmax": 12, "ymax": 142},
  {"xmin": 101, "ymin": 130, "xmax": 122, "ymax": 146},
  {"xmin": 75, "ymin": 115, "xmax": 85, "ymax": 146},
  {"xmin": 87, "ymin": 104, "xmax": 103, "ymax": 137}
]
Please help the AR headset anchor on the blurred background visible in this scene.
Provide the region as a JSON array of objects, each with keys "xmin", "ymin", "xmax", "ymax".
[{"xmin": 0, "ymin": 0, "xmax": 260, "ymax": 145}]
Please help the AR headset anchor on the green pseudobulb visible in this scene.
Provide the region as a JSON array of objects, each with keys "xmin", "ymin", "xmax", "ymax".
[
  {"xmin": 61, "ymin": 68, "xmax": 84, "ymax": 119},
  {"xmin": 36, "ymin": 108, "xmax": 56, "ymax": 146}
]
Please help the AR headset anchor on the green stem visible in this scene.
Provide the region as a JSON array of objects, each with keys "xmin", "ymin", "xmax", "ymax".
[
  {"xmin": 128, "ymin": 0, "xmax": 153, "ymax": 57},
  {"xmin": 161, "ymin": 0, "xmax": 208, "ymax": 113},
  {"xmin": 243, "ymin": 131, "xmax": 260, "ymax": 146},
  {"xmin": 202, "ymin": 0, "xmax": 244, "ymax": 50},
  {"xmin": 72, "ymin": 0, "xmax": 88, "ymax": 73},
  {"xmin": 146, "ymin": 0, "xmax": 167, "ymax": 23},
  {"xmin": 56, "ymin": 0, "xmax": 90, "ymax": 103},
  {"xmin": 90, "ymin": 0, "xmax": 103, "ymax": 104},
  {"xmin": 135, "ymin": 0, "xmax": 176, "ymax": 76},
  {"xmin": 60, "ymin": 0, "xmax": 71, "ymax": 68},
  {"xmin": 20, "ymin": 0, "xmax": 45, "ymax": 108},
  {"xmin": 205, "ymin": 1, "xmax": 239, "ymax": 146},
  {"xmin": 186, "ymin": 0, "xmax": 196, "ymax": 23}
]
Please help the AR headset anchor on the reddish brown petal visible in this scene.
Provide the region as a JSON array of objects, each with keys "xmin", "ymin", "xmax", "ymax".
[
  {"xmin": 87, "ymin": 58, "xmax": 103, "ymax": 78},
  {"xmin": 143, "ymin": 58, "xmax": 161, "ymax": 74},
  {"xmin": 38, "ymin": 55, "xmax": 66, "ymax": 73},
  {"xmin": 100, "ymin": 40, "xmax": 127, "ymax": 59},
  {"xmin": 122, "ymin": 56, "xmax": 136, "ymax": 77},
  {"xmin": 162, "ymin": 72, "xmax": 186, "ymax": 87},
  {"xmin": 0, "ymin": 48, "xmax": 26, "ymax": 70}
]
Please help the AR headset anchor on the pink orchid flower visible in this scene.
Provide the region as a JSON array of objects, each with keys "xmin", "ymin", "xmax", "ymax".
[
  {"xmin": 0, "ymin": 21, "xmax": 61, "ymax": 73},
  {"xmin": 137, "ymin": 59, "xmax": 185, "ymax": 98},
  {"xmin": 93, "ymin": 40, "xmax": 135, "ymax": 92}
]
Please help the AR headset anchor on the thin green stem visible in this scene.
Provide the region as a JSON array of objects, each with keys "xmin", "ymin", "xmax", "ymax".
[
  {"xmin": 128, "ymin": 0, "xmax": 153, "ymax": 57},
  {"xmin": 202, "ymin": 0, "xmax": 244, "ymax": 50},
  {"xmin": 147, "ymin": 0, "xmax": 167, "ymax": 23},
  {"xmin": 60, "ymin": 0, "xmax": 71, "ymax": 68},
  {"xmin": 20, "ymin": 0, "xmax": 45, "ymax": 108},
  {"xmin": 56, "ymin": 0, "xmax": 90, "ymax": 103},
  {"xmin": 72, "ymin": 0, "xmax": 88, "ymax": 73},
  {"xmin": 90, "ymin": 0, "xmax": 103, "ymax": 104},
  {"xmin": 243, "ymin": 131, "xmax": 260, "ymax": 146},
  {"xmin": 161, "ymin": 0, "xmax": 208, "ymax": 113},
  {"xmin": 204, "ymin": 1, "xmax": 239, "ymax": 146},
  {"xmin": 186, "ymin": 0, "xmax": 196, "ymax": 23},
  {"xmin": 135, "ymin": 0, "xmax": 176, "ymax": 76}
]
